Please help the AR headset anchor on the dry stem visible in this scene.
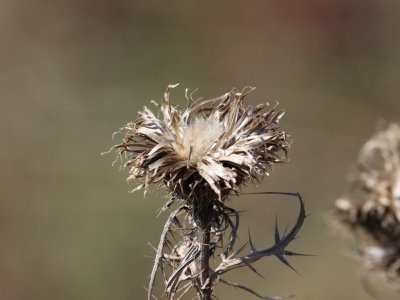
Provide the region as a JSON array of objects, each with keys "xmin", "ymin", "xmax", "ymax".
[
  {"xmin": 195, "ymin": 202, "xmax": 214, "ymax": 300},
  {"xmin": 198, "ymin": 222, "xmax": 212, "ymax": 300}
]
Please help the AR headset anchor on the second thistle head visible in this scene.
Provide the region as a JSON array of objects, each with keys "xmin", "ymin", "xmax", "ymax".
[
  {"xmin": 113, "ymin": 84, "xmax": 289, "ymax": 207},
  {"xmin": 335, "ymin": 123, "xmax": 400, "ymax": 290}
]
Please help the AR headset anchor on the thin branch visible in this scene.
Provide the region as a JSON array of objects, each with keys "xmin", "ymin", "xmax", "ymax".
[{"xmin": 148, "ymin": 205, "xmax": 187, "ymax": 300}]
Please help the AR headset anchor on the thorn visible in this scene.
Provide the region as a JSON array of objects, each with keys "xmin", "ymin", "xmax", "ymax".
[
  {"xmin": 276, "ymin": 254, "xmax": 301, "ymax": 276},
  {"xmin": 147, "ymin": 242, "xmax": 157, "ymax": 252},
  {"xmin": 232, "ymin": 242, "xmax": 249, "ymax": 257},
  {"xmin": 282, "ymin": 223, "xmax": 289, "ymax": 240},
  {"xmin": 284, "ymin": 250, "xmax": 315, "ymax": 257},
  {"xmin": 248, "ymin": 230, "xmax": 257, "ymax": 252},
  {"xmin": 243, "ymin": 260, "xmax": 265, "ymax": 279},
  {"xmin": 274, "ymin": 216, "xmax": 280, "ymax": 243}
]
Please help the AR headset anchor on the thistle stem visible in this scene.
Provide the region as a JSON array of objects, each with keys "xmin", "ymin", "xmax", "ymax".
[
  {"xmin": 196, "ymin": 206, "xmax": 213, "ymax": 300},
  {"xmin": 198, "ymin": 224, "xmax": 212, "ymax": 300}
]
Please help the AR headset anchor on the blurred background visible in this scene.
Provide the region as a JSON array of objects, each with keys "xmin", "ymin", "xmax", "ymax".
[{"xmin": 1, "ymin": 0, "xmax": 400, "ymax": 299}]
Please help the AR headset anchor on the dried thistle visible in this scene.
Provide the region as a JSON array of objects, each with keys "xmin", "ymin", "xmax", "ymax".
[
  {"xmin": 114, "ymin": 84, "xmax": 289, "ymax": 205},
  {"xmin": 335, "ymin": 123, "xmax": 400, "ymax": 292},
  {"xmin": 109, "ymin": 84, "xmax": 306, "ymax": 300}
]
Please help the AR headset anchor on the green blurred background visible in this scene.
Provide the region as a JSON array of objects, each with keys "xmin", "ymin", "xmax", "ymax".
[{"xmin": 1, "ymin": 1, "xmax": 400, "ymax": 299}]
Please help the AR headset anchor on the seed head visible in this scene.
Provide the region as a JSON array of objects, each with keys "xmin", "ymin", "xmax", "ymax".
[
  {"xmin": 335, "ymin": 123, "xmax": 400, "ymax": 288},
  {"xmin": 113, "ymin": 84, "xmax": 289, "ymax": 205}
]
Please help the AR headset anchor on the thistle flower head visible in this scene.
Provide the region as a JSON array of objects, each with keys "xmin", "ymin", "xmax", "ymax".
[
  {"xmin": 107, "ymin": 85, "xmax": 304, "ymax": 300},
  {"xmin": 335, "ymin": 123, "xmax": 400, "ymax": 288},
  {"xmin": 113, "ymin": 84, "xmax": 289, "ymax": 205}
]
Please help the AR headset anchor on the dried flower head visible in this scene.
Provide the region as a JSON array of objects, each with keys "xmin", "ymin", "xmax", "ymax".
[
  {"xmin": 107, "ymin": 85, "xmax": 306, "ymax": 300},
  {"xmin": 335, "ymin": 123, "xmax": 400, "ymax": 291},
  {"xmin": 114, "ymin": 84, "xmax": 289, "ymax": 206}
]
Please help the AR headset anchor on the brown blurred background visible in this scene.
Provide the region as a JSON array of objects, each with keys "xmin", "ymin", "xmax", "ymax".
[{"xmin": 1, "ymin": 1, "xmax": 399, "ymax": 299}]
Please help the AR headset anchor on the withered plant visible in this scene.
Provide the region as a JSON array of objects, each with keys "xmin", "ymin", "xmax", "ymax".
[
  {"xmin": 335, "ymin": 123, "xmax": 400, "ymax": 292},
  {"xmin": 108, "ymin": 84, "xmax": 307, "ymax": 300}
]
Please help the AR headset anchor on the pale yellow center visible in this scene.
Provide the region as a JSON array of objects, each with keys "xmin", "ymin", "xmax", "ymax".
[{"xmin": 174, "ymin": 118, "xmax": 224, "ymax": 163}]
